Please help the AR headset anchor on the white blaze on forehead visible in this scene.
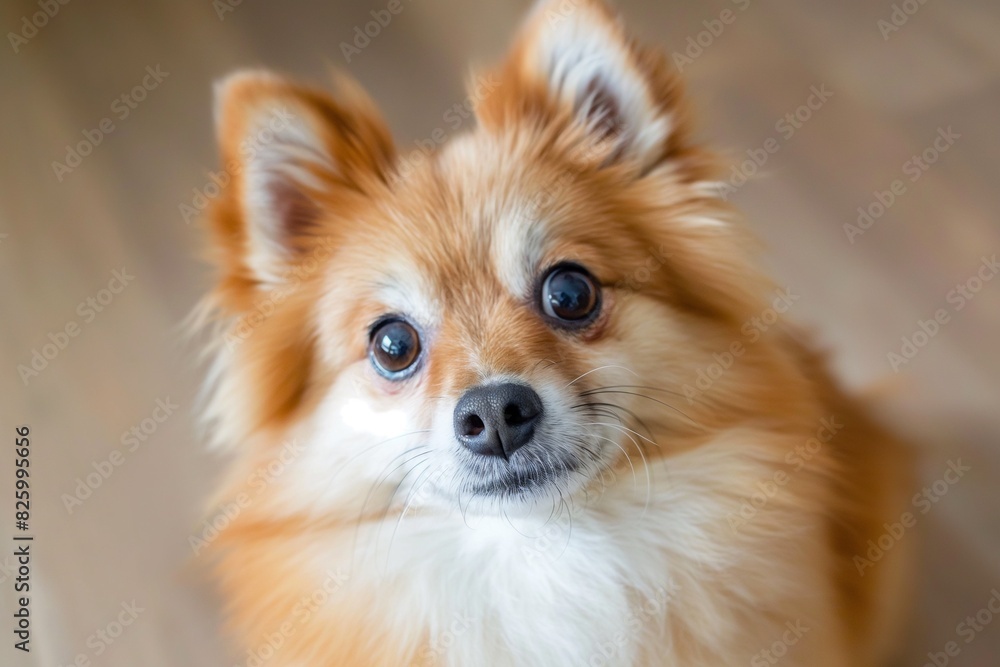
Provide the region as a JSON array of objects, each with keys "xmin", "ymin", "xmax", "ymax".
[
  {"xmin": 491, "ymin": 201, "xmax": 551, "ymax": 299},
  {"xmin": 435, "ymin": 134, "xmax": 551, "ymax": 301},
  {"xmin": 372, "ymin": 271, "xmax": 444, "ymax": 331}
]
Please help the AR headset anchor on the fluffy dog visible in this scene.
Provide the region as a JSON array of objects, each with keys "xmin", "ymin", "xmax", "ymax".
[{"xmin": 198, "ymin": 1, "xmax": 911, "ymax": 664}]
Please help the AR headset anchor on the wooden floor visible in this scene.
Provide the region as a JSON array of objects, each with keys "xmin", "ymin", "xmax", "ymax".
[{"xmin": 1, "ymin": 0, "xmax": 998, "ymax": 665}]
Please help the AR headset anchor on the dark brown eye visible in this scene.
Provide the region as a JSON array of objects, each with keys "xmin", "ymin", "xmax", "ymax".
[
  {"xmin": 369, "ymin": 319, "xmax": 422, "ymax": 379},
  {"xmin": 541, "ymin": 264, "xmax": 600, "ymax": 325}
]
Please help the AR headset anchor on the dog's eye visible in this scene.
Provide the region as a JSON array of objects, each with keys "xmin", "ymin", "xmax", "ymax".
[
  {"xmin": 541, "ymin": 264, "xmax": 600, "ymax": 325},
  {"xmin": 369, "ymin": 319, "xmax": 422, "ymax": 378}
]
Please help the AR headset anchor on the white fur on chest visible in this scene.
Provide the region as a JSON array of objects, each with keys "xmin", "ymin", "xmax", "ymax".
[{"xmin": 317, "ymin": 438, "xmax": 847, "ymax": 667}]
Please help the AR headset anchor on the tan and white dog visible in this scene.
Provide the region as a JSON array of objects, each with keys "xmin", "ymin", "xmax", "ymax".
[{"xmin": 197, "ymin": 1, "xmax": 912, "ymax": 664}]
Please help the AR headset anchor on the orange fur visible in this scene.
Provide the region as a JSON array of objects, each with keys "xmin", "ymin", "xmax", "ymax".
[{"xmin": 197, "ymin": 2, "xmax": 912, "ymax": 665}]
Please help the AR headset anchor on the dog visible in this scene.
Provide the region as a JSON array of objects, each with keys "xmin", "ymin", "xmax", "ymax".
[{"xmin": 197, "ymin": 1, "xmax": 912, "ymax": 664}]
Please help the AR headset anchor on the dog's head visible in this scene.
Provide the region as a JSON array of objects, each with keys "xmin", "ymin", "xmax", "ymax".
[{"xmin": 204, "ymin": 0, "xmax": 788, "ymax": 517}]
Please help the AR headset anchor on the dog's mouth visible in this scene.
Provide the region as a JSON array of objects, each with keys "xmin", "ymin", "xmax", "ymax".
[{"xmin": 454, "ymin": 442, "xmax": 588, "ymax": 498}]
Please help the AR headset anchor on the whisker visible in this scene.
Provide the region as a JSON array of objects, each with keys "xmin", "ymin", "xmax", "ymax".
[
  {"xmin": 330, "ymin": 429, "xmax": 432, "ymax": 486},
  {"xmin": 382, "ymin": 459, "xmax": 439, "ymax": 575},
  {"xmin": 580, "ymin": 384, "xmax": 689, "ymax": 398},
  {"xmin": 581, "ymin": 389, "xmax": 702, "ymax": 427},
  {"xmin": 352, "ymin": 448, "xmax": 431, "ymax": 567},
  {"xmin": 581, "ymin": 383, "xmax": 711, "ymax": 411},
  {"xmin": 584, "ymin": 427, "xmax": 638, "ymax": 492},
  {"xmin": 573, "ymin": 401, "xmax": 655, "ymax": 441},
  {"xmin": 583, "ymin": 418, "xmax": 660, "ymax": 449},
  {"xmin": 359, "ymin": 447, "xmax": 432, "ymax": 521},
  {"xmin": 376, "ymin": 451, "xmax": 434, "ymax": 535},
  {"xmin": 581, "ymin": 421, "xmax": 653, "ymax": 515},
  {"xmin": 532, "ymin": 358, "xmax": 562, "ymax": 373},
  {"xmin": 572, "ymin": 405, "xmax": 624, "ymax": 424},
  {"xmin": 528, "ymin": 449, "xmax": 564, "ymax": 528},
  {"xmin": 565, "ymin": 365, "xmax": 639, "ymax": 388},
  {"xmin": 501, "ymin": 505, "xmax": 534, "ymax": 538},
  {"xmin": 553, "ymin": 494, "xmax": 573, "ymax": 561}
]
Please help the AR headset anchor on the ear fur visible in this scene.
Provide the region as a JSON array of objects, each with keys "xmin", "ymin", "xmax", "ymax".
[
  {"xmin": 210, "ymin": 70, "xmax": 395, "ymax": 295},
  {"xmin": 476, "ymin": 0, "xmax": 689, "ymax": 171}
]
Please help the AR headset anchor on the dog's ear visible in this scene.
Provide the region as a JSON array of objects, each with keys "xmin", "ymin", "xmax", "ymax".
[
  {"xmin": 476, "ymin": 0, "xmax": 686, "ymax": 172},
  {"xmin": 209, "ymin": 70, "xmax": 394, "ymax": 295}
]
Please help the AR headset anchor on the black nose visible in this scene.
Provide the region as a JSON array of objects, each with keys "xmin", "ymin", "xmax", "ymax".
[{"xmin": 454, "ymin": 383, "xmax": 543, "ymax": 459}]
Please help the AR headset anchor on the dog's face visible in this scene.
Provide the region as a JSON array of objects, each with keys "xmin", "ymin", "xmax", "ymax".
[{"xmin": 206, "ymin": 0, "xmax": 775, "ymax": 517}]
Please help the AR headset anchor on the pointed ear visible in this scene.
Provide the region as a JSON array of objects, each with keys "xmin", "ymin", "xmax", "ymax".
[
  {"xmin": 210, "ymin": 70, "xmax": 395, "ymax": 292},
  {"xmin": 476, "ymin": 0, "xmax": 686, "ymax": 171}
]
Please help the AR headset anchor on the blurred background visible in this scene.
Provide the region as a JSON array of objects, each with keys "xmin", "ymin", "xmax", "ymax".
[{"xmin": 1, "ymin": 0, "xmax": 998, "ymax": 665}]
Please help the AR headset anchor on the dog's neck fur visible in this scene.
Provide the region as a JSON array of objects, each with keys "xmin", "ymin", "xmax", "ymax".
[{"xmin": 212, "ymin": 421, "xmax": 857, "ymax": 667}]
